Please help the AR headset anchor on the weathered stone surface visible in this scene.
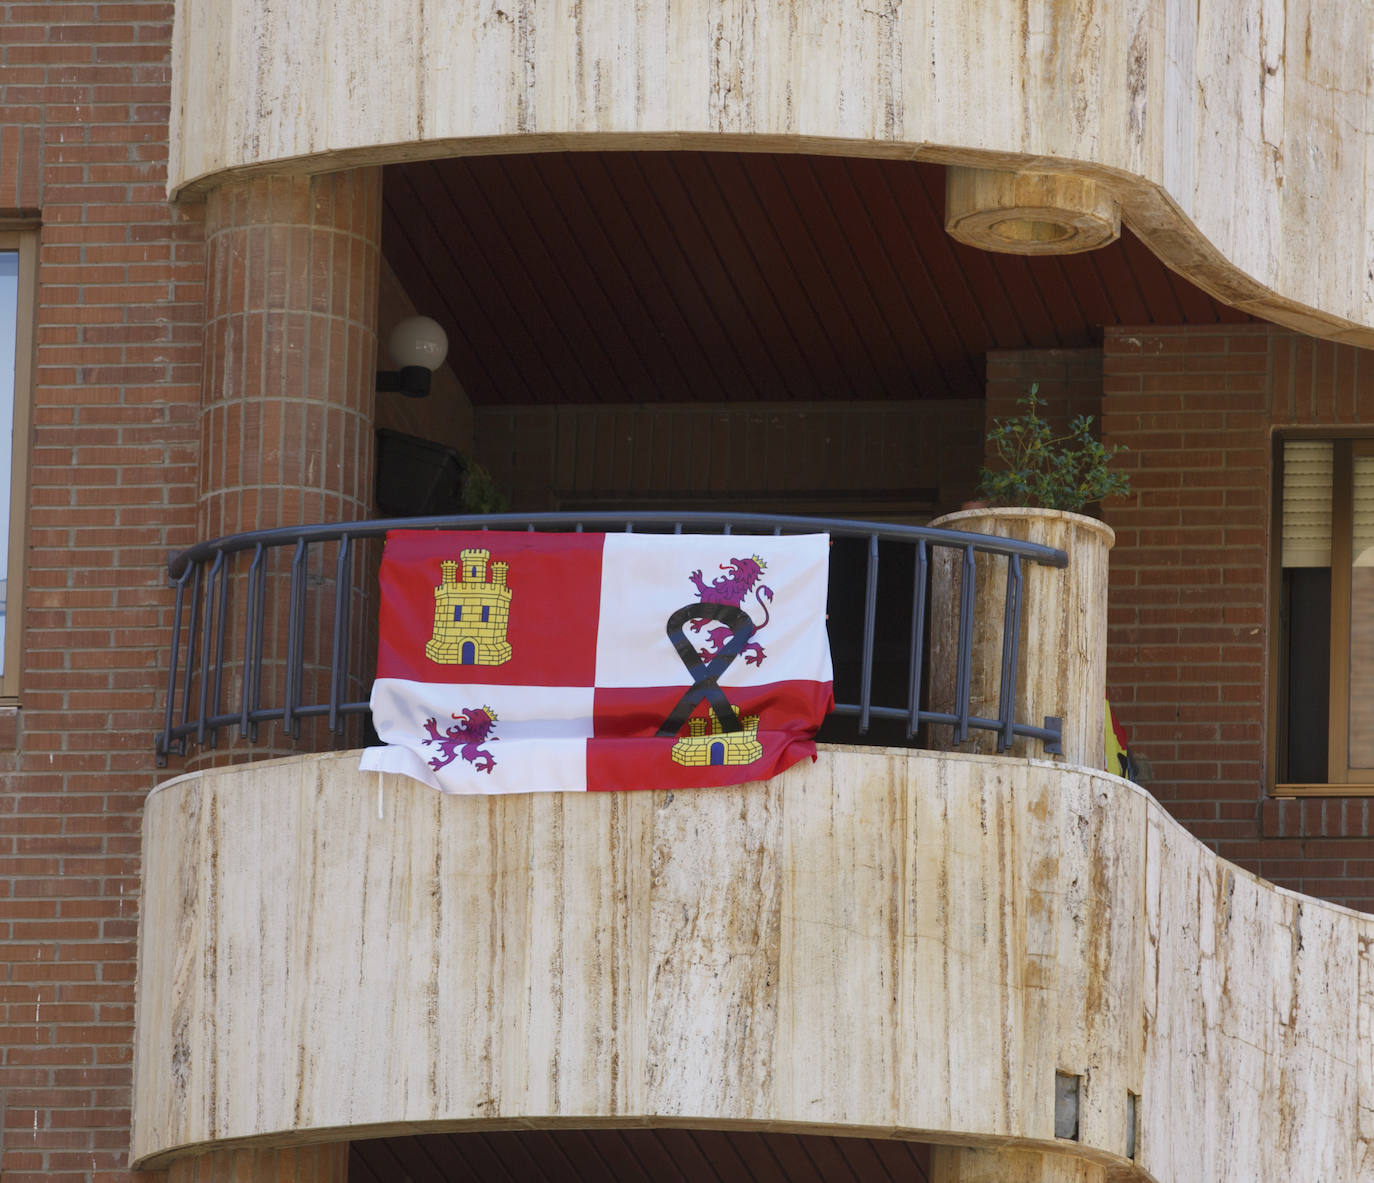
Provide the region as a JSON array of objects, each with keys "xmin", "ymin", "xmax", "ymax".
[
  {"xmin": 929, "ymin": 508, "xmax": 1113, "ymax": 770},
  {"xmin": 135, "ymin": 747, "xmax": 1374, "ymax": 1180},
  {"xmin": 170, "ymin": 0, "xmax": 1374, "ymax": 344}
]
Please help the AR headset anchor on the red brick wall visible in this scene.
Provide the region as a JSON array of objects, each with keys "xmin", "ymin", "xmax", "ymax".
[
  {"xmin": 985, "ymin": 348, "xmax": 1105, "ymax": 442},
  {"xmin": 1101, "ymin": 325, "xmax": 1374, "ymax": 912},
  {"xmin": 1, "ymin": 5, "xmax": 195, "ymax": 1180}
]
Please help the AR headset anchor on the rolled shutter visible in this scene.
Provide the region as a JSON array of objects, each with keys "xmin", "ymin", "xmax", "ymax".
[
  {"xmin": 1282, "ymin": 441, "xmax": 1333, "ymax": 568},
  {"xmin": 1354, "ymin": 454, "xmax": 1374, "ymax": 564}
]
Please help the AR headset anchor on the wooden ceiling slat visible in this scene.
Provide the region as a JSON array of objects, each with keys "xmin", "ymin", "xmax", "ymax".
[
  {"xmin": 1022, "ymin": 256, "xmax": 1093, "ymax": 347},
  {"xmin": 754, "ymin": 1132, "xmax": 830, "ymax": 1182},
  {"xmin": 1118, "ymin": 229, "xmax": 1187, "ymax": 324},
  {"xmin": 984, "ymin": 253, "xmax": 1065, "ymax": 348},
  {"xmin": 816, "ymin": 156, "xmax": 951, "ymax": 397},
  {"xmin": 383, "ymin": 152, "xmax": 1252, "ymax": 409},
  {"xmin": 702, "ymin": 153, "xmax": 862, "ymax": 400},
  {"xmin": 783, "ymin": 1134, "xmax": 864, "ymax": 1183},
  {"xmin": 351, "ymin": 1130, "xmax": 933, "ymax": 1182},
  {"xmin": 652, "ymin": 1129, "xmax": 730, "ymax": 1181},
  {"xmin": 372, "ymin": 1133, "xmax": 456, "ymax": 1183},
  {"xmin": 686, "ymin": 1128, "xmax": 766, "ymax": 1182},
  {"xmin": 613, "ymin": 1130, "xmax": 693, "ymax": 1181},
  {"xmin": 668, "ymin": 152, "xmax": 829, "ymax": 402},
  {"xmin": 382, "ymin": 175, "xmax": 513, "ymax": 402},
  {"xmin": 769, "ymin": 154, "xmax": 911, "ymax": 400},
  {"xmin": 567, "ymin": 154, "xmax": 726, "ymax": 402},
  {"xmin": 742, "ymin": 156, "xmax": 897, "ymax": 399},
  {"xmin": 859, "ymin": 1135, "xmax": 931, "ymax": 1181},
  {"xmin": 444, "ymin": 159, "xmax": 597, "ymax": 403},
  {"xmin": 527, "ymin": 154, "xmax": 698, "ymax": 403},
  {"xmin": 486, "ymin": 154, "xmax": 662, "ymax": 403},
  {"xmin": 532, "ymin": 1128, "xmax": 628, "ymax": 1181},
  {"xmin": 912, "ymin": 165, "xmax": 1039, "ymax": 350},
  {"xmin": 450, "ymin": 1132, "xmax": 524, "ymax": 1182},
  {"xmin": 636, "ymin": 153, "xmax": 798, "ymax": 402},
  {"xmin": 602, "ymin": 153, "xmax": 769, "ymax": 401},
  {"xmin": 1123, "ymin": 228, "xmax": 1222, "ymax": 324},
  {"xmin": 393, "ymin": 162, "xmax": 570, "ymax": 404},
  {"xmin": 1083, "ymin": 228, "xmax": 1153, "ymax": 325},
  {"xmin": 1055, "ymin": 246, "xmax": 1121, "ymax": 330},
  {"xmin": 731, "ymin": 1130, "xmax": 813, "ymax": 1182},
  {"xmin": 847, "ymin": 157, "xmax": 984, "ymax": 396},
  {"xmin": 831, "ymin": 1132, "xmax": 909, "ymax": 1182}
]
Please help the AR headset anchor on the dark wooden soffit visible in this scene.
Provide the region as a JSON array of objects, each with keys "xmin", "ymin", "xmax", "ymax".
[
  {"xmin": 350, "ymin": 1127, "xmax": 931, "ymax": 1183},
  {"xmin": 382, "ymin": 151, "xmax": 1250, "ymax": 407}
]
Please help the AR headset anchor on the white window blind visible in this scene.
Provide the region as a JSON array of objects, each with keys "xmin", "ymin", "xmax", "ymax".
[
  {"xmin": 1354, "ymin": 455, "xmax": 1374, "ymax": 565},
  {"xmin": 1282, "ymin": 441, "xmax": 1334, "ymax": 567}
]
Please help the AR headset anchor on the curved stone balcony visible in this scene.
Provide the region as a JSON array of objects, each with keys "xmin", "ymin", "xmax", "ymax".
[
  {"xmin": 170, "ymin": 0, "xmax": 1374, "ymax": 346},
  {"xmin": 133, "ymin": 745, "xmax": 1374, "ymax": 1182}
]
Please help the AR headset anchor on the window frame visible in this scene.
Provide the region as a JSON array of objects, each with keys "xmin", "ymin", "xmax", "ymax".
[
  {"xmin": 0, "ymin": 228, "xmax": 36, "ymax": 704},
  {"xmin": 1271, "ymin": 431, "xmax": 1374, "ymax": 796}
]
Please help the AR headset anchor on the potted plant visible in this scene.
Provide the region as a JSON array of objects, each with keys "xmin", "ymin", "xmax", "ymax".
[
  {"xmin": 929, "ymin": 386, "xmax": 1126, "ymax": 766},
  {"xmin": 975, "ymin": 386, "xmax": 1129, "ymax": 511}
]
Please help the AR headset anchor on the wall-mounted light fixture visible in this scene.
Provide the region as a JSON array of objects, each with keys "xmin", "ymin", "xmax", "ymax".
[{"xmin": 377, "ymin": 315, "xmax": 449, "ymax": 398}]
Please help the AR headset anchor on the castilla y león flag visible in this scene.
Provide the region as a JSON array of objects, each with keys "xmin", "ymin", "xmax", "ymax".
[{"xmin": 359, "ymin": 530, "xmax": 833, "ymax": 794}]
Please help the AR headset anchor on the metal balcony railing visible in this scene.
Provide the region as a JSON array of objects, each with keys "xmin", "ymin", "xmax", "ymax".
[{"xmin": 155, "ymin": 512, "xmax": 1068, "ymax": 765}]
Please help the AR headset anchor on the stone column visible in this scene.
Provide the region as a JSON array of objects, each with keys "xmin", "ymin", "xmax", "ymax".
[
  {"xmin": 930, "ymin": 1146, "xmax": 1106, "ymax": 1183},
  {"xmin": 190, "ymin": 168, "xmax": 381, "ymax": 762},
  {"xmin": 167, "ymin": 1143, "xmax": 349, "ymax": 1183}
]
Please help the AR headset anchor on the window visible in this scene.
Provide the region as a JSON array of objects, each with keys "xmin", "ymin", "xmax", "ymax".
[
  {"xmin": 0, "ymin": 230, "xmax": 35, "ymax": 703},
  {"xmin": 1274, "ymin": 437, "xmax": 1374, "ymax": 793}
]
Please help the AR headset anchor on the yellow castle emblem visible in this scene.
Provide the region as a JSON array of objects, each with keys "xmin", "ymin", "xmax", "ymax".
[
  {"xmin": 425, "ymin": 549, "xmax": 513, "ymax": 666},
  {"xmin": 670, "ymin": 707, "xmax": 763, "ymax": 767}
]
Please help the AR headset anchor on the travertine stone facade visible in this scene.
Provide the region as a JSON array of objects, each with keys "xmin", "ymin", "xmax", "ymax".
[
  {"xmin": 170, "ymin": 0, "xmax": 1374, "ymax": 346},
  {"xmin": 135, "ymin": 748, "xmax": 1374, "ymax": 1182}
]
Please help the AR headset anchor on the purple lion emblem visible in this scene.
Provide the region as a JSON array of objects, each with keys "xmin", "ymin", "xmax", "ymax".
[
  {"xmin": 422, "ymin": 707, "xmax": 498, "ymax": 774},
  {"xmin": 688, "ymin": 555, "xmax": 774, "ymax": 665}
]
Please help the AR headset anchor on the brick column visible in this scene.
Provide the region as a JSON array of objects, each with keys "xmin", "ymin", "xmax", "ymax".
[
  {"xmin": 167, "ymin": 1144, "xmax": 349, "ymax": 1183},
  {"xmin": 200, "ymin": 169, "xmax": 380, "ymax": 537},
  {"xmin": 192, "ymin": 169, "xmax": 381, "ymax": 761}
]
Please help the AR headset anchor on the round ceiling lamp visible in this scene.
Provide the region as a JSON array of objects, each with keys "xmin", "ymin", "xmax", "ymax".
[{"xmin": 945, "ymin": 167, "xmax": 1120, "ymax": 256}]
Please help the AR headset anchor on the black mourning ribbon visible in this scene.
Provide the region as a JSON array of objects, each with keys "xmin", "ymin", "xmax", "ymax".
[{"xmin": 655, "ymin": 602, "xmax": 756, "ymax": 737}]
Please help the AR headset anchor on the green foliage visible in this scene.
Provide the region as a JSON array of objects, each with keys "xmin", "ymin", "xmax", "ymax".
[
  {"xmin": 977, "ymin": 386, "xmax": 1130, "ymax": 512},
  {"xmin": 459, "ymin": 456, "xmax": 509, "ymax": 515}
]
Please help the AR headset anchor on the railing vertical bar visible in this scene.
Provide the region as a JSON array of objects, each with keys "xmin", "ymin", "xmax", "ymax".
[
  {"xmin": 955, "ymin": 544, "xmax": 976, "ymax": 744},
  {"xmin": 997, "ymin": 554, "xmax": 1023, "ymax": 753},
  {"xmin": 328, "ymin": 536, "xmax": 351, "ymax": 733},
  {"xmin": 208, "ymin": 551, "xmax": 231, "ymax": 747},
  {"xmin": 293, "ymin": 539, "xmax": 309, "ymax": 738},
  {"xmin": 247, "ymin": 546, "xmax": 267, "ymax": 742},
  {"xmin": 905, "ymin": 539, "xmax": 928, "ymax": 739},
  {"xmin": 282, "ymin": 538, "xmax": 306, "ymax": 739},
  {"xmin": 240, "ymin": 543, "xmax": 264, "ymax": 739},
  {"xmin": 179, "ymin": 561, "xmax": 203, "ymax": 743},
  {"xmin": 158, "ymin": 566, "xmax": 192, "ymax": 761},
  {"xmin": 195, "ymin": 552, "xmax": 223, "ymax": 746},
  {"xmin": 858, "ymin": 533, "xmax": 879, "ymax": 734}
]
